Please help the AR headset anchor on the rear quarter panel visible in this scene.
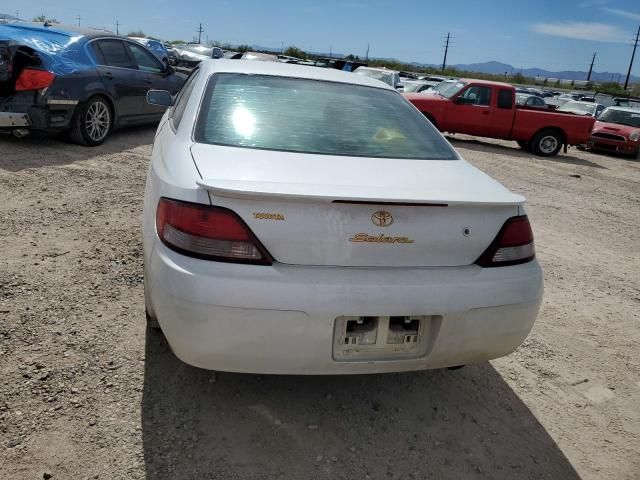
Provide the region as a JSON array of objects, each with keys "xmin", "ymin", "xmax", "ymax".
[{"xmin": 513, "ymin": 109, "xmax": 595, "ymax": 145}]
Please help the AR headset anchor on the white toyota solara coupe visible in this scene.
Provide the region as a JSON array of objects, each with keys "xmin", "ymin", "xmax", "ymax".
[{"xmin": 142, "ymin": 59, "xmax": 543, "ymax": 374}]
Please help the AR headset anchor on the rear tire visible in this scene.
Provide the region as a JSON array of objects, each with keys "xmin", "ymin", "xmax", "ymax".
[
  {"xmin": 69, "ymin": 96, "xmax": 113, "ymax": 146},
  {"xmin": 516, "ymin": 140, "xmax": 529, "ymax": 150},
  {"xmin": 530, "ymin": 129, "xmax": 563, "ymax": 157}
]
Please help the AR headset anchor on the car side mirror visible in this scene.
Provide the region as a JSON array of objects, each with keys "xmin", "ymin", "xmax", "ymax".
[
  {"xmin": 147, "ymin": 90, "xmax": 174, "ymax": 107},
  {"xmin": 396, "ymin": 85, "xmax": 405, "ymax": 92}
]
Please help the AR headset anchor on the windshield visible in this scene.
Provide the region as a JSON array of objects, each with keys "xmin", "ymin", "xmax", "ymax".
[
  {"xmin": 558, "ymin": 101, "xmax": 595, "ymax": 115},
  {"xmin": 354, "ymin": 69, "xmax": 394, "ymax": 87},
  {"xmin": 195, "ymin": 74, "xmax": 458, "ymax": 160},
  {"xmin": 437, "ymin": 81, "xmax": 467, "ymax": 98},
  {"xmin": 598, "ymin": 109, "xmax": 640, "ymax": 127}
]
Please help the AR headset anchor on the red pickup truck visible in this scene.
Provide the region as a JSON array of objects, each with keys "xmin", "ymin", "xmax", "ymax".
[{"xmin": 404, "ymin": 79, "xmax": 595, "ymax": 156}]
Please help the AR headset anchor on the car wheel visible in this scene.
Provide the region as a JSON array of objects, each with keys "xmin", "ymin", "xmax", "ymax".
[
  {"xmin": 516, "ymin": 140, "xmax": 529, "ymax": 150},
  {"xmin": 69, "ymin": 96, "xmax": 113, "ymax": 146},
  {"xmin": 530, "ymin": 129, "xmax": 563, "ymax": 157}
]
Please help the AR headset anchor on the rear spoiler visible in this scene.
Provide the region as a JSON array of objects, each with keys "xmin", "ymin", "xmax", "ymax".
[{"xmin": 196, "ymin": 178, "xmax": 526, "ymax": 206}]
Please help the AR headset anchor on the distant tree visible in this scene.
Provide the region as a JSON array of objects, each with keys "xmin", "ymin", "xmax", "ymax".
[
  {"xmin": 512, "ymin": 73, "xmax": 526, "ymax": 84},
  {"xmin": 284, "ymin": 46, "xmax": 306, "ymax": 59},
  {"xmin": 555, "ymin": 79, "xmax": 561, "ymax": 87},
  {"xmin": 571, "ymin": 80, "xmax": 575, "ymax": 87},
  {"xmin": 169, "ymin": 40, "xmax": 185, "ymax": 45},
  {"xmin": 127, "ymin": 30, "xmax": 147, "ymax": 37},
  {"xmin": 33, "ymin": 15, "xmax": 58, "ymax": 23},
  {"xmin": 237, "ymin": 44, "xmax": 250, "ymax": 53},
  {"xmin": 600, "ymin": 82, "xmax": 622, "ymax": 91},
  {"xmin": 543, "ymin": 78, "xmax": 548, "ymax": 86},
  {"xmin": 345, "ymin": 54, "xmax": 360, "ymax": 60}
]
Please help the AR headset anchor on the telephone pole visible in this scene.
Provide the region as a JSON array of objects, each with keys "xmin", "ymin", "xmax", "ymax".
[
  {"xmin": 365, "ymin": 43, "xmax": 370, "ymax": 62},
  {"xmin": 442, "ymin": 32, "xmax": 451, "ymax": 72},
  {"xmin": 15, "ymin": 10, "xmax": 19, "ymax": 20},
  {"xmin": 115, "ymin": 20, "xmax": 120, "ymax": 35},
  {"xmin": 624, "ymin": 25, "xmax": 640, "ymax": 90},
  {"xmin": 587, "ymin": 52, "xmax": 596, "ymax": 82},
  {"xmin": 76, "ymin": 15, "xmax": 81, "ymax": 26},
  {"xmin": 197, "ymin": 23, "xmax": 204, "ymax": 44}
]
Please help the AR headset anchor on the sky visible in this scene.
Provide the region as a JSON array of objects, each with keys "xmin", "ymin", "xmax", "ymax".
[{"xmin": 6, "ymin": 0, "xmax": 640, "ymax": 75}]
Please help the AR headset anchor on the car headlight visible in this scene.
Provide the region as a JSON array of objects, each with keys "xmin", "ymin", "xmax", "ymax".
[{"xmin": 630, "ymin": 130, "xmax": 640, "ymax": 142}]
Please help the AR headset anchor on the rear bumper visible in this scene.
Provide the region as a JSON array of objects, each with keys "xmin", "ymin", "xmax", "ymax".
[
  {"xmin": 147, "ymin": 241, "xmax": 544, "ymax": 374},
  {"xmin": 0, "ymin": 95, "xmax": 77, "ymax": 133}
]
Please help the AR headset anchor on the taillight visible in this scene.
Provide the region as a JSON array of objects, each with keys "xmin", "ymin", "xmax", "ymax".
[
  {"xmin": 156, "ymin": 198, "xmax": 273, "ymax": 265},
  {"xmin": 15, "ymin": 68, "xmax": 55, "ymax": 92},
  {"xmin": 475, "ymin": 215, "xmax": 535, "ymax": 268}
]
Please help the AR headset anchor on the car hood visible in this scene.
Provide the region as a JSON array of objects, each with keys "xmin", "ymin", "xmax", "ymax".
[
  {"xmin": 402, "ymin": 92, "xmax": 448, "ymax": 104},
  {"xmin": 592, "ymin": 121, "xmax": 640, "ymax": 137}
]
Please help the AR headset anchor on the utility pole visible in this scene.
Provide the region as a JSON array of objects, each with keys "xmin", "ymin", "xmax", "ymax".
[
  {"xmin": 115, "ymin": 20, "xmax": 120, "ymax": 35},
  {"xmin": 76, "ymin": 15, "xmax": 81, "ymax": 27},
  {"xmin": 281, "ymin": 41, "xmax": 284, "ymax": 54},
  {"xmin": 197, "ymin": 23, "xmax": 204, "ymax": 44},
  {"xmin": 329, "ymin": 46, "xmax": 332, "ymax": 59},
  {"xmin": 15, "ymin": 10, "xmax": 19, "ymax": 20},
  {"xmin": 442, "ymin": 32, "xmax": 451, "ymax": 72},
  {"xmin": 365, "ymin": 43, "xmax": 370, "ymax": 62},
  {"xmin": 624, "ymin": 25, "xmax": 640, "ymax": 90},
  {"xmin": 587, "ymin": 52, "xmax": 596, "ymax": 82}
]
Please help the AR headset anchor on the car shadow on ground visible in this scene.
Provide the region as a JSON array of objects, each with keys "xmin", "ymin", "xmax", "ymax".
[
  {"xmin": 141, "ymin": 329, "xmax": 580, "ymax": 479},
  {"xmin": 0, "ymin": 126, "xmax": 156, "ymax": 172},
  {"xmin": 448, "ymin": 136, "xmax": 607, "ymax": 169}
]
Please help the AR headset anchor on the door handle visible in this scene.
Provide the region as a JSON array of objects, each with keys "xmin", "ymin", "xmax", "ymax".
[
  {"xmin": 482, "ymin": 111, "xmax": 490, "ymax": 115},
  {"xmin": 104, "ymin": 71, "xmax": 114, "ymax": 80}
]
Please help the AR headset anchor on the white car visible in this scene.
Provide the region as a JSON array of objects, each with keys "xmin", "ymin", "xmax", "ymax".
[
  {"xmin": 143, "ymin": 60, "xmax": 543, "ymax": 374},
  {"xmin": 353, "ymin": 66, "xmax": 402, "ymax": 90}
]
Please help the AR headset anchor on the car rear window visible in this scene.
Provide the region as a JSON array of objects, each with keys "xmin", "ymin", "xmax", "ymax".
[{"xmin": 194, "ymin": 74, "xmax": 458, "ymax": 160}]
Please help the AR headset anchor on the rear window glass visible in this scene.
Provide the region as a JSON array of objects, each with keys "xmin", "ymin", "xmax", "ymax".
[{"xmin": 194, "ymin": 74, "xmax": 458, "ymax": 160}]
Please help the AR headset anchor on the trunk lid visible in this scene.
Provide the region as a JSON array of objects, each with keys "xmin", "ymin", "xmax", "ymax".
[{"xmin": 191, "ymin": 144, "xmax": 523, "ymax": 267}]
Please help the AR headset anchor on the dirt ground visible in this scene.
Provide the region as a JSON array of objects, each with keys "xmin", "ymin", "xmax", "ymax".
[{"xmin": 0, "ymin": 128, "xmax": 638, "ymax": 480}]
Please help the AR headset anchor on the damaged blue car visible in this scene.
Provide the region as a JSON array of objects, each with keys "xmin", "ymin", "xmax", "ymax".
[{"xmin": 0, "ymin": 22, "xmax": 186, "ymax": 145}]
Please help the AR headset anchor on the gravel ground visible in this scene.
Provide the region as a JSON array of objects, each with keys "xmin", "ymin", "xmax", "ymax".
[{"xmin": 0, "ymin": 128, "xmax": 638, "ymax": 480}]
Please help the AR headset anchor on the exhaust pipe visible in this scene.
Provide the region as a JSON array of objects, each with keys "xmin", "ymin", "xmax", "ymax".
[{"xmin": 12, "ymin": 129, "xmax": 30, "ymax": 138}]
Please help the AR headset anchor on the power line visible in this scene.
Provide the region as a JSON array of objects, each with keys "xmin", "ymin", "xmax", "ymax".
[
  {"xmin": 197, "ymin": 23, "xmax": 204, "ymax": 44},
  {"xmin": 624, "ymin": 25, "xmax": 640, "ymax": 90},
  {"xmin": 587, "ymin": 52, "xmax": 596, "ymax": 82},
  {"xmin": 441, "ymin": 32, "xmax": 451, "ymax": 72}
]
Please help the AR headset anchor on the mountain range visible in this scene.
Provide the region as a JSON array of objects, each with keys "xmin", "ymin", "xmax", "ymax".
[{"xmin": 434, "ymin": 60, "xmax": 638, "ymax": 84}]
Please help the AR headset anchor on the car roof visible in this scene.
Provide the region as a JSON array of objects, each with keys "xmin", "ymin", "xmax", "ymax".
[
  {"xmin": 603, "ymin": 106, "xmax": 640, "ymax": 114},
  {"xmin": 354, "ymin": 66, "xmax": 398, "ymax": 75},
  {"xmin": 2, "ymin": 21, "xmax": 117, "ymax": 39},
  {"xmin": 199, "ymin": 59, "xmax": 396, "ymax": 90},
  {"xmin": 458, "ymin": 78, "xmax": 513, "ymax": 88}
]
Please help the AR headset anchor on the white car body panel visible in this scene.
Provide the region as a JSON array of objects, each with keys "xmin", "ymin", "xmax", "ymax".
[{"xmin": 142, "ymin": 59, "xmax": 543, "ymax": 373}]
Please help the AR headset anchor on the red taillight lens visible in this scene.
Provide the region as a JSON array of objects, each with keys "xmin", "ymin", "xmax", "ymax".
[
  {"xmin": 15, "ymin": 68, "xmax": 56, "ymax": 92},
  {"xmin": 475, "ymin": 215, "xmax": 535, "ymax": 268},
  {"xmin": 156, "ymin": 198, "xmax": 273, "ymax": 265}
]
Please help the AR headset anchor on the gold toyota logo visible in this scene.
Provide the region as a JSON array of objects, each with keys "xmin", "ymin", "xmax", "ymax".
[{"xmin": 371, "ymin": 211, "xmax": 394, "ymax": 227}]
